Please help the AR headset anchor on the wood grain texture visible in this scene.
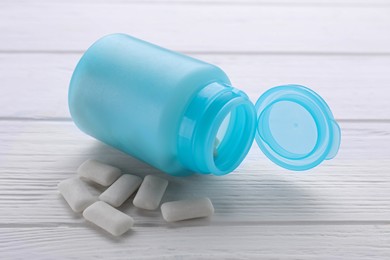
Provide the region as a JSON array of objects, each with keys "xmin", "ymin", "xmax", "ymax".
[
  {"xmin": 1, "ymin": 120, "xmax": 389, "ymax": 226},
  {"xmin": 2, "ymin": 53, "xmax": 390, "ymax": 120},
  {"xmin": 2, "ymin": 225, "xmax": 390, "ymax": 259},
  {"xmin": 1, "ymin": 2, "xmax": 390, "ymax": 53},
  {"xmin": 1, "ymin": 0, "xmax": 390, "ymax": 258},
  {"xmin": 5, "ymin": 0, "xmax": 390, "ymax": 5}
]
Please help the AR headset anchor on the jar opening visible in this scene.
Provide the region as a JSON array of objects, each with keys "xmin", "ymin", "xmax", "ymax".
[
  {"xmin": 177, "ymin": 82, "xmax": 256, "ymax": 175},
  {"xmin": 211, "ymin": 101, "xmax": 256, "ymax": 174}
]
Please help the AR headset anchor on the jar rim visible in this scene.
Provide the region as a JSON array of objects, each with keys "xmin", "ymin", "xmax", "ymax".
[{"xmin": 177, "ymin": 82, "xmax": 256, "ymax": 175}]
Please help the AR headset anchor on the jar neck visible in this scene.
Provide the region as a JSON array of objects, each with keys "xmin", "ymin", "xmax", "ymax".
[{"xmin": 177, "ymin": 82, "xmax": 257, "ymax": 175}]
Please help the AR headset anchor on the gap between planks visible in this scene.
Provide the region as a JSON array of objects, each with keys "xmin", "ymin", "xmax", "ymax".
[
  {"xmin": 2, "ymin": 53, "xmax": 390, "ymax": 120},
  {"xmin": 1, "ymin": 117, "xmax": 390, "ymax": 123},
  {"xmin": 1, "ymin": 3, "xmax": 390, "ymax": 53},
  {"xmin": 4, "ymin": 0, "xmax": 390, "ymax": 7},
  {"xmin": 1, "ymin": 120, "xmax": 390, "ymax": 227},
  {"xmin": 1, "ymin": 225, "xmax": 390, "ymax": 259},
  {"xmin": 2, "ymin": 220, "xmax": 390, "ymax": 229},
  {"xmin": 3, "ymin": 50, "xmax": 390, "ymax": 56}
]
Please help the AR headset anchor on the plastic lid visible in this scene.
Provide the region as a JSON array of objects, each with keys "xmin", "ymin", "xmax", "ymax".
[{"xmin": 254, "ymin": 85, "xmax": 341, "ymax": 171}]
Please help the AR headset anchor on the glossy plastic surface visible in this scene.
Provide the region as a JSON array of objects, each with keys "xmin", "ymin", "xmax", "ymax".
[
  {"xmin": 255, "ymin": 85, "xmax": 341, "ymax": 170},
  {"xmin": 177, "ymin": 82, "xmax": 256, "ymax": 175}
]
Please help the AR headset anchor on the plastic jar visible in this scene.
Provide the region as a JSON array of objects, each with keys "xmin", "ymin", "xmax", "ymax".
[{"xmin": 69, "ymin": 34, "xmax": 341, "ymax": 176}]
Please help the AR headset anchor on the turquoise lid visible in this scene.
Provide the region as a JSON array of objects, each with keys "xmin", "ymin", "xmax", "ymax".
[{"xmin": 255, "ymin": 85, "xmax": 341, "ymax": 171}]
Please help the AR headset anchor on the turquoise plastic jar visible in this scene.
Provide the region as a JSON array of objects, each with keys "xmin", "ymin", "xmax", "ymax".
[{"xmin": 69, "ymin": 34, "xmax": 341, "ymax": 176}]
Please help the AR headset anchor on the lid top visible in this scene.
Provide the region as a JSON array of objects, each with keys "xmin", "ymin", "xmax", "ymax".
[{"xmin": 255, "ymin": 85, "xmax": 340, "ymax": 171}]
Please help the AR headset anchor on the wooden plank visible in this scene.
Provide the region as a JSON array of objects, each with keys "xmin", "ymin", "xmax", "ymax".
[
  {"xmin": 1, "ymin": 225, "xmax": 390, "ymax": 259},
  {"xmin": 1, "ymin": 53, "xmax": 390, "ymax": 120},
  {"xmin": 0, "ymin": 120, "xmax": 389, "ymax": 225},
  {"xmin": 1, "ymin": 1, "xmax": 388, "ymax": 258},
  {"xmin": 5, "ymin": 0, "xmax": 390, "ymax": 6},
  {"xmin": 1, "ymin": 3, "xmax": 390, "ymax": 53}
]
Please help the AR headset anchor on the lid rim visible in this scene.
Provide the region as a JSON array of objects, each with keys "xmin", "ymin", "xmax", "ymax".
[{"xmin": 254, "ymin": 84, "xmax": 341, "ymax": 171}]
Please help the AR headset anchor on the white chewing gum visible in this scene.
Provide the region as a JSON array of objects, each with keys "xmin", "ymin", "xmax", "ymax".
[
  {"xmin": 77, "ymin": 159, "xmax": 122, "ymax": 186},
  {"xmin": 133, "ymin": 175, "xmax": 168, "ymax": 210},
  {"xmin": 99, "ymin": 174, "xmax": 142, "ymax": 207},
  {"xmin": 161, "ymin": 197, "xmax": 214, "ymax": 222},
  {"xmin": 83, "ymin": 201, "xmax": 134, "ymax": 236},
  {"xmin": 58, "ymin": 177, "xmax": 97, "ymax": 213}
]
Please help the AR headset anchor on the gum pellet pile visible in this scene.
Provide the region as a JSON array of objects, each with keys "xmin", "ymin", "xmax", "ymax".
[{"xmin": 58, "ymin": 159, "xmax": 214, "ymax": 237}]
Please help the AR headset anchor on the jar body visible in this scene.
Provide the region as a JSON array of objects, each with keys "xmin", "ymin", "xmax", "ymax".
[{"xmin": 69, "ymin": 34, "xmax": 235, "ymax": 175}]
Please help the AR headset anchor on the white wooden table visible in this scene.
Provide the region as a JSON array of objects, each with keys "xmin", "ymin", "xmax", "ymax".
[{"xmin": 1, "ymin": 0, "xmax": 390, "ymax": 258}]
